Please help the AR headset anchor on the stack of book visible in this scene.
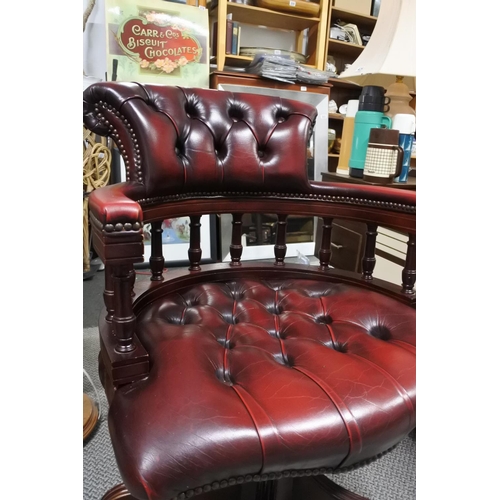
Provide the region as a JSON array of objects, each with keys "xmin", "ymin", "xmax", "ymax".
[{"xmin": 212, "ymin": 15, "xmax": 241, "ymax": 56}]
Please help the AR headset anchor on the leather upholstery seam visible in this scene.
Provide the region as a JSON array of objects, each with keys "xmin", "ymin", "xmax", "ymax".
[
  {"xmin": 229, "ymin": 385, "xmax": 266, "ymax": 475},
  {"xmin": 349, "ymin": 352, "xmax": 415, "ymax": 418},
  {"xmin": 289, "ymin": 365, "xmax": 360, "ymax": 469},
  {"xmin": 388, "ymin": 339, "xmax": 416, "ymax": 354}
]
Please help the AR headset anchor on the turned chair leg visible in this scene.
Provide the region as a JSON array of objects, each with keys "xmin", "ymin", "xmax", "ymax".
[{"xmin": 102, "ymin": 476, "xmax": 369, "ymax": 500}]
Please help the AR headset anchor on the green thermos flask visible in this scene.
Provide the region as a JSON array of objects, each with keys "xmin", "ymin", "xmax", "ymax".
[{"xmin": 349, "ymin": 86, "xmax": 392, "ymax": 179}]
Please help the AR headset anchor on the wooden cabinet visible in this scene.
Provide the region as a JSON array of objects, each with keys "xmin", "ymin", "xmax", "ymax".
[
  {"xmin": 314, "ymin": 218, "xmax": 411, "ymax": 286},
  {"xmin": 208, "ymin": 0, "xmax": 330, "ymax": 71},
  {"xmin": 315, "ymin": 172, "xmax": 415, "ymax": 285},
  {"xmin": 314, "ymin": 218, "xmax": 367, "ymax": 273},
  {"xmin": 210, "ymin": 69, "xmax": 332, "ymax": 96}
]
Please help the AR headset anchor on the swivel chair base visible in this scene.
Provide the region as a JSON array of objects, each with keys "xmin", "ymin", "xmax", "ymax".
[{"xmin": 102, "ymin": 476, "xmax": 369, "ymax": 500}]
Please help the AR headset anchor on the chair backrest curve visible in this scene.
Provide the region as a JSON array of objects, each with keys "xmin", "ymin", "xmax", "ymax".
[{"xmin": 83, "ymin": 82, "xmax": 318, "ymax": 199}]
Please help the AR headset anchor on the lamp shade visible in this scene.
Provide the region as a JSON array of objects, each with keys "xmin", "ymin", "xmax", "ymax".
[{"xmin": 338, "ymin": 0, "xmax": 416, "ymax": 93}]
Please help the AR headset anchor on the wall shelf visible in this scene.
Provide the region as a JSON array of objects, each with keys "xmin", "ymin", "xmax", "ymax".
[
  {"xmin": 330, "ymin": 7, "xmax": 377, "ymax": 29},
  {"xmin": 324, "ymin": 3, "xmax": 381, "ymax": 174},
  {"xmin": 327, "ymin": 78, "xmax": 361, "ymax": 89},
  {"xmin": 214, "ymin": 4, "xmax": 322, "ymax": 31},
  {"xmin": 327, "ymin": 38, "xmax": 364, "ymax": 56},
  {"xmin": 209, "ymin": 0, "xmax": 329, "ymax": 71}
]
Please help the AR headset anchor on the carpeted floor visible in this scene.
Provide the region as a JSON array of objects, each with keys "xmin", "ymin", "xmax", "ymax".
[{"xmin": 83, "ymin": 266, "xmax": 416, "ymax": 499}]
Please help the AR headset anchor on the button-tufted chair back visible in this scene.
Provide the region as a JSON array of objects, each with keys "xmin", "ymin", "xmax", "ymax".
[
  {"xmin": 83, "ymin": 82, "xmax": 317, "ymax": 199},
  {"xmin": 83, "ymin": 82, "xmax": 416, "ymax": 500}
]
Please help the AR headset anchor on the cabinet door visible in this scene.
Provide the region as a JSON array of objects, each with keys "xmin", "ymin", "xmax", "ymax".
[
  {"xmin": 314, "ymin": 220, "xmax": 411, "ymax": 286},
  {"xmin": 329, "ymin": 220, "xmax": 366, "ymax": 272},
  {"xmin": 314, "ymin": 219, "xmax": 366, "ymax": 273}
]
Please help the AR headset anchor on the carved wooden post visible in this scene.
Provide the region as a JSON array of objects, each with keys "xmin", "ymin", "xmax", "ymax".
[
  {"xmin": 274, "ymin": 214, "xmax": 288, "ymax": 266},
  {"xmin": 362, "ymin": 223, "xmax": 378, "ymax": 280},
  {"xmin": 230, "ymin": 213, "xmax": 243, "ymax": 266},
  {"xmin": 188, "ymin": 215, "xmax": 202, "ymax": 271},
  {"xmin": 112, "ymin": 264, "xmax": 136, "ymax": 353},
  {"xmin": 149, "ymin": 220, "xmax": 165, "ymax": 281},
  {"xmin": 318, "ymin": 217, "xmax": 333, "ymax": 270},
  {"xmin": 402, "ymin": 233, "xmax": 416, "ymax": 293},
  {"xmin": 130, "ymin": 267, "xmax": 136, "ymax": 298},
  {"xmin": 104, "ymin": 265, "xmax": 114, "ymax": 322}
]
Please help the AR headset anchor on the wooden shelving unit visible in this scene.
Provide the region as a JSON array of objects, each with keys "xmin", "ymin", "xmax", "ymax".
[
  {"xmin": 323, "ymin": 3, "xmax": 378, "ymax": 173},
  {"xmin": 209, "ymin": 0, "xmax": 330, "ymax": 71},
  {"xmin": 222, "ymin": 4, "xmax": 321, "ymax": 31},
  {"xmin": 206, "ymin": 1, "xmax": 416, "ymax": 176},
  {"xmin": 327, "ymin": 38, "xmax": 364, "ymax": 57},
  {"xmin": 330, "ymin": 7, "xmax": 377, "ymax": 28}
]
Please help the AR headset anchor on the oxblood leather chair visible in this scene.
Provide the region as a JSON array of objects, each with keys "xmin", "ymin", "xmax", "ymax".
[{"xmin": 83, "ymin": 82, "xmax": 416, "ymax": 500}]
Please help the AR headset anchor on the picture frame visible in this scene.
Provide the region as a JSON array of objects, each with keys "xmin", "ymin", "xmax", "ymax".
[
  {"xmin": 104, "ymin": 0, "xmax": 210, "ymax": 87},
  {"xmin": 138, "ymin": 214, "xmax": 218, "ymax": 268},
  {"xmin": 108, "ymin": 139, "xmax": 218, "ymax": 270}
]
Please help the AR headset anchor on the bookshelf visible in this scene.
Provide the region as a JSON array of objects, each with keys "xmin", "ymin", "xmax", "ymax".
[{"xmin": 209, "ymin": 0, "xmax": 330, "ymax": 71}]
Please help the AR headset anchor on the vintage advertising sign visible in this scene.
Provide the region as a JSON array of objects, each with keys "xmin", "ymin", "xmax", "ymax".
[{"xmin": 104, "ymin": 0, "xmax": 209, "ymax": 87}]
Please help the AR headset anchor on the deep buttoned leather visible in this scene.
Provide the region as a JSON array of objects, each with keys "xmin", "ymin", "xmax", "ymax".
[
  {"xmin": 84, "ymin": 83, "xmax": 316, "ymax": 199},
  {"xmin": 108, "ymin": 279, "xmax": 415, "ymax": 500},
  {"xmin": 84, "ymin": 83, "xmax": 415, "ymax": 232},
  {"xmin": 84, "ymin": 82, "xmax": 416, "ymax": 500}
]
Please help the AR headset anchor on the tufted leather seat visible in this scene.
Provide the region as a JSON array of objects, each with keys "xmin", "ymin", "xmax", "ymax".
[
  {"xmin": 83, "ymin": 82, "xmax": 416, "ymax": 500},
  {"xmin": 108, "ymin": 279, "xmax": 415, "ymax": 499}
]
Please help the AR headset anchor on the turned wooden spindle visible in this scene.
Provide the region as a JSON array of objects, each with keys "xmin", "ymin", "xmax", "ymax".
[
  {"xmin": 274, "ymin": 214, "xmax": 288, "ymax": 266},
  {"xmin": 130, "ymin": 267, "xmax": 136, "ymax": 298},
  {"xmin": 112, "ymin": 264, "xmax": 136, "ymax": 353},
  {"xmin": 230, "ymin": 213, "xmax": 243, "ymax": 266},
  {"xmin": 149, "ymin": 220, "xmax": 165, "ymax": 281},
  {"xmin": 104, "ymin": 265, "xmax": 114, "ymax": 322},
  {"xmin": 402, "ymin": 233, "xmax": 416, "ymax": 293},
  {"xmin": 362, "ymin": 223, "xmax": 378, "ymax": 280},
  {"xmin": 188, "ymin": 215, "xmax": 202, "ymax": 271},
  {"xmin": 318, "ymin": 217, "xmax": 333, "ymax": 270}
]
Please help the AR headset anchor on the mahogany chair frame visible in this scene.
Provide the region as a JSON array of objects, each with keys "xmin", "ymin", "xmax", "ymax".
[{"xmin": 84, "ymin": 82, "xmax": 416, "ymax": 500}]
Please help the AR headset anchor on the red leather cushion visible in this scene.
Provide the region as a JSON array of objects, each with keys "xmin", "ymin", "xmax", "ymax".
[{"xmin": 108, "ymin": 279, "xmax": 415, "ymax": 499}]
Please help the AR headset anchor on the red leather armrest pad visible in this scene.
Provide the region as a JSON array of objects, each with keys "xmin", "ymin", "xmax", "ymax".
[{"xmin": 88, "ymin": 182, "xmax": 146, "ymax": 228}]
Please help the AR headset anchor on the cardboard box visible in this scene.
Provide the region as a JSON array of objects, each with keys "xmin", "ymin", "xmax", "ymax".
[{"xmin": 334, "ymin": 0, "xmax": 373, "ymax": 17}]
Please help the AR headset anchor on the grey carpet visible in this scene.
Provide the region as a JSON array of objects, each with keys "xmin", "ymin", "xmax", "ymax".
[{"xmin": 83, "ymin": 326, "xmax": 416, "ymax": 500}]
